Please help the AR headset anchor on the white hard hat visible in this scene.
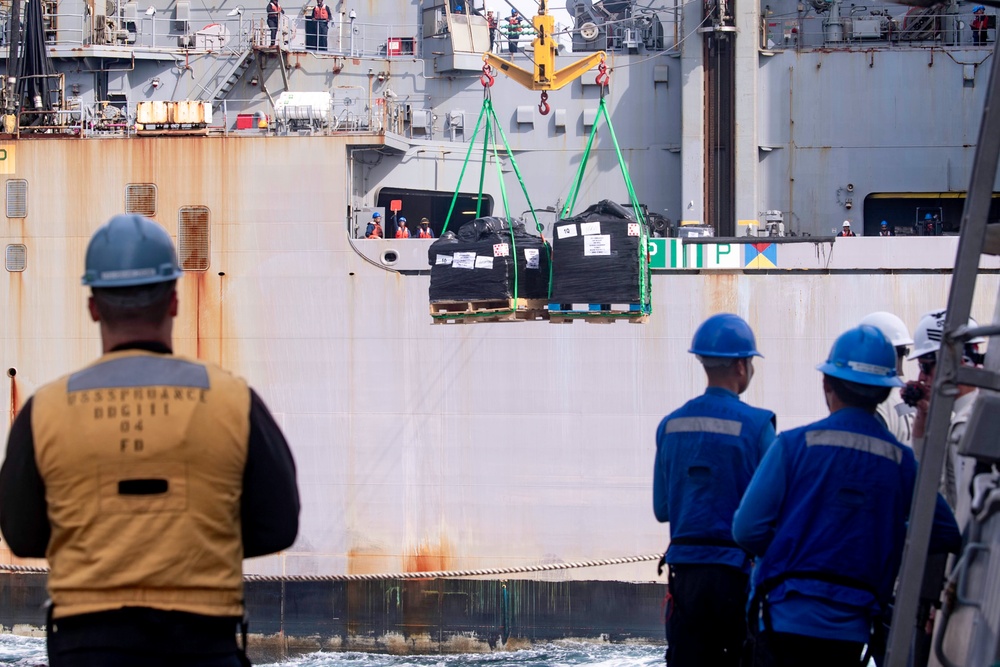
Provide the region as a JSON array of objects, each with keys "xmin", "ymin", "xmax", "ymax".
[
  {"xmin": 843, "ymin": 220, "xmax": 851, "ymax": 226},
  {"xmin": 908, "ymin": 309, "xmax": 985, "ymax": 360},
  {"xmin": 859, "ymin": 311, "xmax": 914, "ymax": 347}
]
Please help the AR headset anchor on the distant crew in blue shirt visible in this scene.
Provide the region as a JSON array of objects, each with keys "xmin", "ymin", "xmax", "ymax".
[
  {"xmin": 733, "ymin": 325, "xmax": 961, "ymax": 667},
  {"xmin": 653, "ymin": 313, "xmax": 776, "ymax": 667}
]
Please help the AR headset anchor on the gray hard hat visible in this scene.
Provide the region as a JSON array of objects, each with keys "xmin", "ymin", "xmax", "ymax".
[{"xmin": 82, "ymin": 214, "xmax": 184, "ymax": 287}]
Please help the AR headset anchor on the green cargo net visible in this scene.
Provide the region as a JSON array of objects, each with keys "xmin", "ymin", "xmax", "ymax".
[
  {"xmin": 436, "ymin": 84, "xmax": 552, "ymax": 319},
  {"xmin": 558, "ymin": 92, "xmax": 651, "ymax": 316}
]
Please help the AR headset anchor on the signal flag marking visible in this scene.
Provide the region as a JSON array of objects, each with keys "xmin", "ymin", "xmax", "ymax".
[{"xmin": 745, "ymin": 243, "xmax": 777, "ymax": 268}]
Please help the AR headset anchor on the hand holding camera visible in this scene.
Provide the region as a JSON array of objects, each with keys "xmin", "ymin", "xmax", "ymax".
[{"xmin": 901, "ymin": 381, "xmax": 926, "ymax": 407}]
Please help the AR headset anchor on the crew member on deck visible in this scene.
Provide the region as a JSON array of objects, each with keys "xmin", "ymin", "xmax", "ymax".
[
  {"xmin": 266, "ymin": 0, "xmax": 284, "ymax": 46},
  {"xmin": 859, "ymin": 311, "xmax": 914, "ymax": 444},
  {"xmin": 395, "ymin": 216, "xmax": 410, "ymax": 238},
  {"xmin": 972, "ymin": 5, "xmax": 988, "ymax": 45},
  {"xmin": 653, "ymin": 314, "xmax": 775, "ymax": 667},
  {"xmin": 418, "ymin": 217, "xmax": 435, "ymax": 238},
  {"xmin": 487, "ymin": 11, "xmax": 498, "ymax": 51},
  {"xmin": 0, "ymin": 214, "xmax": 300, "ymax": 667},
  {"xmin": 733, "ymin": 325, "xmax": 960, "ymax": 667},
  {"xmin": 838, "ymin": 220, "xmax": 856, "ymax": 237},
  {"xmin": 365, "ymin": 211, "xmax": 384, "ymax": 238},
  {"xmin": 879, "ymin": 220, "xmax": 894, "ymax": 236},
  {"xmin": 309, "ymin": 0, "xmax": 331, "ymax": 51},
  {"xmin": 504, "ymin": 9, "xmax": 524, "ymax": 54}
]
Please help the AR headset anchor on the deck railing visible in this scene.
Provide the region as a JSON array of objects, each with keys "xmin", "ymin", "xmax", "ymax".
[{"xmin": 760, "ymin": 9, "xmax": 996, "ymax": 51}]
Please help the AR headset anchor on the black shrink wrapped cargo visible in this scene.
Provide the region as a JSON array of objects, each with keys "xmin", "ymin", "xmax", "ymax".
[
  {"xmin": 550, "ymin": 200, "xmax": 650, "ymax": 304},
  {"xmin": 427, "ymin": 217, "xmax": 550, "ymax": 302}
]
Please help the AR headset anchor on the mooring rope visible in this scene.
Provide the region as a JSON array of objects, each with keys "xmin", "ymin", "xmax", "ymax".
[{"xmin": 0, "ymin": 553, "xmax": 662, "ymax": 582}]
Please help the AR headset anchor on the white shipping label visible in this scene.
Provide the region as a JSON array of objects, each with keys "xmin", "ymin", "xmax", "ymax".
[
  {"xmin": 453, "ymin": 252, "xmax": 476, "ymax": 269},
  {"xmin": 493, "ymin": 242, "xmax": 510, "ymax": 257},
  {"xmin": 524, "ymin": 248, "xmax": 540, "ymax": 269},
  {"xmin": 557, "ymin": 224, "xmax": 578, "ymax": 239},
  {"xmin": 436, "ymin": 254, "xmax": 453, "ymax": 265},
  {"xmin": 580, "ymin": 221, "xmax": 602, "ymax": 236},
  {"xmin": 475, "ymin": 255, "xmax": 494, "ymax": 269},
  {"xmin": 584, "ymin": 234, "xmax": 612, "ymax": 256},
  {"xmin": 627, "ymin": 223, "xmax": 640, "ymax": 237}
]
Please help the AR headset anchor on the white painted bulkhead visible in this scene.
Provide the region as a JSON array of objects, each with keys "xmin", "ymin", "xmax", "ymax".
[{"xmin": 0, "ymin": 136, "xmax": 993, "ymax": 586}]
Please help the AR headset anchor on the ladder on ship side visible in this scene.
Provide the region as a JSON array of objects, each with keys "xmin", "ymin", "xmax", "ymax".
[
  {"xmin": 208, "ymin": 48, "xmax": 256, "ymax": 109},
  {"xmin": 884, "ymin": 29, "xmax": 1000, "ymax": 667}
]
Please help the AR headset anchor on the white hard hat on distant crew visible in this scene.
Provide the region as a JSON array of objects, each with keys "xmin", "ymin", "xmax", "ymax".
[
  {"xmin": 859, "ymin": 312, "xmax": 914, "ymax": 348},
  {"xmin": 843, "ymin": 220, "xmax": 851, "ymax": 227},
  {"xmin": 908, "ymin": 309, "xmax": 986, "ymax": 360}
]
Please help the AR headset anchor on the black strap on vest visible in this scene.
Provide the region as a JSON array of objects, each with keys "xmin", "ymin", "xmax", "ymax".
[
  {"xmin": 238, "ymin": 613, "xmax": 252, "ymax": 666},
  {"xmin": 747, "ymin": 569, "xmax": 879, "ymax": 667},
  {"xmin": 670, "ymin": 536, "xmax": 743, "ymax": 549},
  {"xmin": 753, "ymin": 569, "xmax": 880, "ymax": 626}
]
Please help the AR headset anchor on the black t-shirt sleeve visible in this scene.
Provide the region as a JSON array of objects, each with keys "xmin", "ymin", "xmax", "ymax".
[
  {"xmin": 241, "ymin": 389, "xmax": 300, "ymax": 558},
  {"xmin": 0, "ymin": 398, "xmax": 51, "ymax": 558}
]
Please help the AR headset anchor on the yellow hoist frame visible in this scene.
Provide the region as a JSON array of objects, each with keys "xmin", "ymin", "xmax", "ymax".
[{"xmin": 484, "ymin": 0, "xmax": 605, "ymax": 112}]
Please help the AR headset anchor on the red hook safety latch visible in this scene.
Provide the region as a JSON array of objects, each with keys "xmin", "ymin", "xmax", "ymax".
[
  {"xmin": 595, "ymin": 61, "xmax": 610, "ymax": 87},
  {"xmin": 538, "ymin": 91, "xmax": 550, "ymax": 115},
  {"xmin": 480, "ymin": 63, "xmax": 495, "ymax": 88}
]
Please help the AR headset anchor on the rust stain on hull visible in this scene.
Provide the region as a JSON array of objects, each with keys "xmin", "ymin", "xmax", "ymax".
[
  {"xmin": 405, "ymin": 537, "xmax": 455, "ymax": 574},
  {"xmin": 8, "ymin": 372, "xmax": 17, "ymax": 424}
]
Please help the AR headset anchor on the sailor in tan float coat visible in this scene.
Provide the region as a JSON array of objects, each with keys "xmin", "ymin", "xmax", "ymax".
[{"xmin": 0, "ymin": 214, "xmax": 300, "ymax": 666}]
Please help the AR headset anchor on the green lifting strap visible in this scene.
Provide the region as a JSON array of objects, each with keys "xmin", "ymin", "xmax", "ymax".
[
  {"xmin": 436, "ymin": 92, "xmax": 553, "ymax": 315},
  {"xmin": 558, "ymin": 95, "xmax": 651, "ymax": 312}
]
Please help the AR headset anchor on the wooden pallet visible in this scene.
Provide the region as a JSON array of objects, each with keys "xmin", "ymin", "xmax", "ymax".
[
  {"xmin": 547, "ymin": 303, "xmax": 650, "ymax": 324},
  {"xmin": 429, "ymin": 298, "xmax": 548, "ymax": 324}
]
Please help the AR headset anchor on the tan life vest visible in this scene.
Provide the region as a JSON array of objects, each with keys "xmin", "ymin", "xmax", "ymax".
[{"xmin": 32, "ymin": 349, "xmax": 251, "ymax": 619}]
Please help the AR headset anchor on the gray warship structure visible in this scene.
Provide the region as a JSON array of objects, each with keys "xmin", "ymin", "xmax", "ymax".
[{"xmin": 0, "ymin": 0, "xmax": 1000, "ymax": 661}]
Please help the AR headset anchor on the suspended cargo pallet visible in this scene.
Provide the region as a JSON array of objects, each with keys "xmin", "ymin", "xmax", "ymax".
[
  {"xmin": 428, "ymin": 88, "xmax": 554, "ymax": 324},
  {"xmin": 547, "ymin": 89, "xmax": 653, "ymax": 324},
  {"xmin": 429, "ymin": 298, "xmax": 548, "ymax": 324},
  {"xmin": 547, "ymin": 303, "xmax": 650, "ymax": 324},
  {"xmin": 549, "ymin": 200, "xmax": 652, "ymax": 319},
  {"xmin": 428, "ymin": 217, "xmax": 551, "ymax": 324}
]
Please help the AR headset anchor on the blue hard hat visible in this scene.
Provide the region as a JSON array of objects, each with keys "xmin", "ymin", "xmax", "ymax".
[
  {"xmin": 925, "ymin": 213, "xmax": 932, "ymax": 219},
  {"xmin": 372, "ymin": 211, "xmax": 381, "ymax": 219},
  {"xmin": 82, "ymin": 214, "xmax": 183, "ymax": 288},
  {"xmin": 880, "ymin": 220, "xmax": 888, "ymax": 227},
  {"xmin": 817, "ymin": 325, "xmax": 904, "ymax": 387},
  {"xmin": 975, "ymin": 5, "xmax": 985, "ymax": 11},
  {"xmin": 511, "ymin": 8, "xmax": 518, "ymax": 14},
  {"xmin": 399, "ymin": 216, "xmax": 407, "ymax": 223},
  {"xmin": 689, "ymin": 313, "xmax": 763, "ymax": 358}
]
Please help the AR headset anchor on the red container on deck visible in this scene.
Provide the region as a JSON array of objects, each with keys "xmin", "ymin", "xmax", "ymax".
[{"xmin": 236, "ymin": 114, "xmax": 253, "ymax": 129}]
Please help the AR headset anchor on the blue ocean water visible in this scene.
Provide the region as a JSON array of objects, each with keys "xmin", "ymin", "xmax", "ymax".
[{"xmin": 0, "ymin": 635, "xmax": 665, "ymax": 666}]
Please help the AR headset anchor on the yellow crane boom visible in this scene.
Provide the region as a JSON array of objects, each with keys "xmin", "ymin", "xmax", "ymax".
[{"xmin": 484, "ymin": 0, "xmax": 605, "ymax": 91}]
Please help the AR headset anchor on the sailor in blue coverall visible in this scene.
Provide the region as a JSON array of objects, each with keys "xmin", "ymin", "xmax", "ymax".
[
  {"xmin": 733, "ymin": 325, "xmax": 961, "ymax": 667},
  {"xmin": 653, "ymin": 313, "xmax": 776, "ymax": 667}
]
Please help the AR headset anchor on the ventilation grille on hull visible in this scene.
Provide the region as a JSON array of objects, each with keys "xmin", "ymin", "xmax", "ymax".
[
  {"xmin": 6, "ymin": 180, "xmax": 27, "ymax": 218},
  {"xmin": 125, "ymin": 184, "xmax": 157, "ymax": 216},
  {"xmin": 6, "ymin": 244, "xmax": 26, "ymax": 272},
  {"xmin": 178, "ymin": 206, "xmax": 210, "ymax": 271}
]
